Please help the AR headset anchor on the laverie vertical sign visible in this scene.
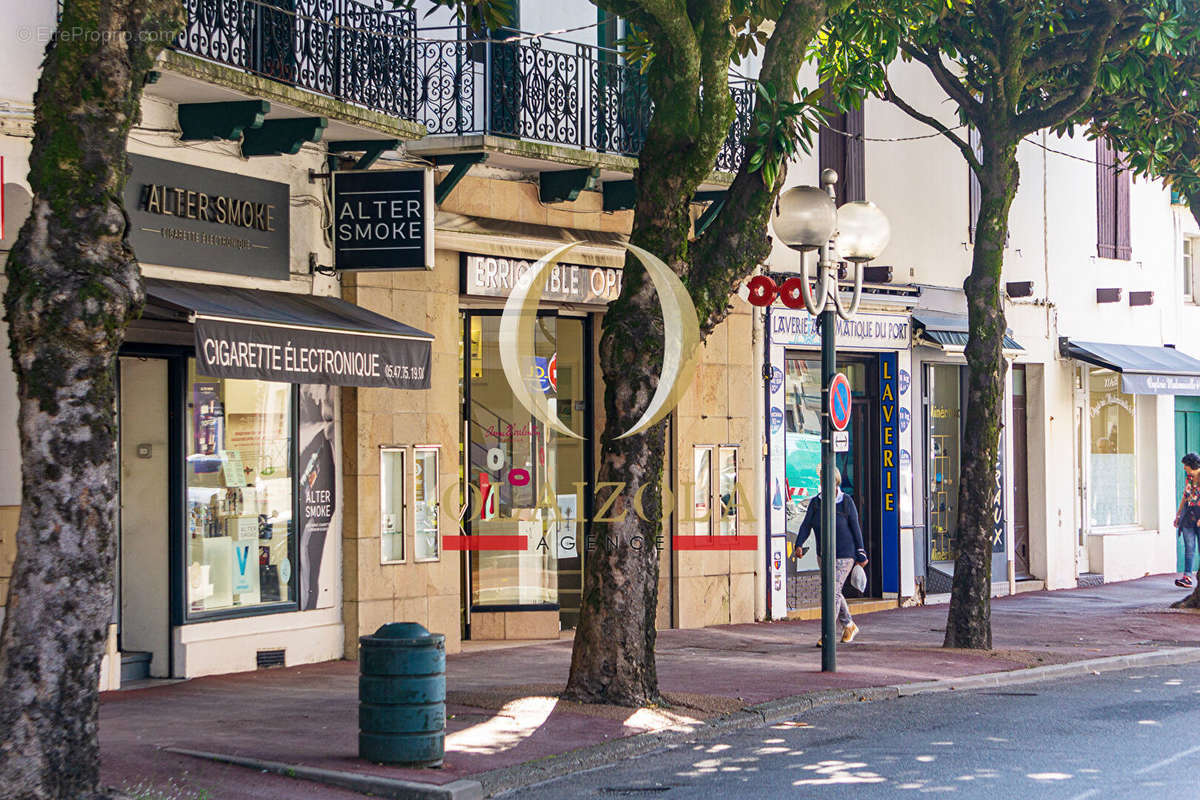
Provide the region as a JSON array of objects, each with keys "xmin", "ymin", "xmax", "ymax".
[{"xmin": 333, "ymin": 168, "xmax": 434, "ymax": 270}]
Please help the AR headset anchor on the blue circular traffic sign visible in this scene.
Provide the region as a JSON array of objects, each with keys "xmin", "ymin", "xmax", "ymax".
[{"xmin": 829, "ymin": 373, "xmax": 852, "ymax": 431}]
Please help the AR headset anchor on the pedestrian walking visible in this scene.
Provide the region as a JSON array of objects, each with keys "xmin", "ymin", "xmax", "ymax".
[
  {"xmin": 1175, "ymin": 452, "xmax": 1200, "ymax": 588},
  {"xmin": 794, "ymin": 467, "xmax": 869, "ymax": 644}
]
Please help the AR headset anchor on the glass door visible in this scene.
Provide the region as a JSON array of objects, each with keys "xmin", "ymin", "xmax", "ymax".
[{"xmin": 463, "ymin": 312, "xmax": 591, "ymax": 631}]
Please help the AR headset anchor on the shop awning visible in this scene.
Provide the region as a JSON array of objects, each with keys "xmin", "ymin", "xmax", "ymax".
[
  {"xmin": 1060, "ymin": 338, "xmax": 1200, "ymax": 395},
  {"xmin": 912, "ymin": 311, "xmax": 1023, "ymax": 352},
  {"xmin": 144, "ymin": 278, "xmax": 432, "ymax": 389}
]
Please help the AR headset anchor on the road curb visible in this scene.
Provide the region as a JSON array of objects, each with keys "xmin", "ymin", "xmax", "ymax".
[
  {"xmin": 892, "ymin": 646, "xmax": 1200, "ymax": 696},
  {"xmin": 163, "ymin": 747, "xmax": 484, "ymax": 800},
  {"xmin": 166, "ymin": 647, "xmax": 1200, "ymax": 799}
]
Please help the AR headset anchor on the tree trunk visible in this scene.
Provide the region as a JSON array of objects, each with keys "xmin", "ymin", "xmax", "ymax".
[
  {"xmin": 1172, "ymin": 568, "xmax": 1200, "ymax": 609},
  {"xmin": 944, "ymin": 140, "xmax": 1018, "ymax": 650},
  {"xmin": 562, "ymin": 88, "xmax": 712, "ymax": 707},
  {"xmin": 563, "ymin": 0, "xmax": 827, "ymax": 705},
  {"xmin": 0, "ymin": 1, "xmax": 181, "ymax": 797}
]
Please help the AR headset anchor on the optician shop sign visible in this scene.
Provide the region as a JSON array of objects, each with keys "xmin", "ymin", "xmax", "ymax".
[
  {"xmin": 195, "ymin": 318, "xmax": 432, "ymax": 390},
  {"xmin": 463, "ymin": 253, "xmax": 623, "ymax": 304},
  {"xmin": 769, "ymin": 307, "xmax": 911, "ymax": 351},
  {"xmin": 333, "ymin": 168, "xmax": 434, "ymax": 270},
  {"xmin": 125, "ymin": 154, "xmax": 290, "ymax": 280}
]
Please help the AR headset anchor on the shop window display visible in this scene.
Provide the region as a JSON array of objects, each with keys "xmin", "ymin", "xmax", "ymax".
[
  {"xmin": 928, "ymin": 364, "xmax": 962, "ymax": 562},
  {"xmin": 1088, "ymin": 368, "xmax": 1137, "ymax": 527},
  {"xmin": 186, "ymin": 361, "xmax": 295, "ymax": 614},
  {"xmin": 413, "ymin": 446, "xmax": 440, "ymax": 561},
  {"xmin": 381, "ymin": 448, "xmax": 405, "ymax": 563}
]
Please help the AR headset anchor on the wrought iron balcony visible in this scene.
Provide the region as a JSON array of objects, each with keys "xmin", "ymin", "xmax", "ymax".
[
  {"xmin": 414, "ymin": 28, "xmax": 756, "ymax": 170},
  {"xmin": 175, "ymin": 0, "xmax": 417, "ymax": 119},
  {"xmin": 171, "ymin": 7, "xmax": 754, "ymax": 169}
]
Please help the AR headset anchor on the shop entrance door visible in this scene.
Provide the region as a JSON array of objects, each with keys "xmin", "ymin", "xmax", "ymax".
[
  {"xmin": 1011, "ymin": 365, "xmax": 1030, "ymax": 577},
  {"xmin": 1175, "ymin": 396, "xmax": 1200, "ymax": 571},
  {"xmin": 462, "ymin": 312, "xmax": 593, "ymax": 636},
  {"xmin": 117, "ymin": 357, "xmax": 172, "ymax": 680},
  {"xmin": 782, "ymin": 355, "xmax": 881, "ymax": 603}
]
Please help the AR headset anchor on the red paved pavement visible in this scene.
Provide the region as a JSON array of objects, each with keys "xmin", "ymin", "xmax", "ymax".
[{"xmin": 100, "ymin": 575, "xmax": 1200, "ymax": 798}]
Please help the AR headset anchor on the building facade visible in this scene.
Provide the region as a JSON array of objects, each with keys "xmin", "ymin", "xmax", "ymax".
[{"xmin": 1, "ymin": 1, "xmax": 1198, "ymax": 690}]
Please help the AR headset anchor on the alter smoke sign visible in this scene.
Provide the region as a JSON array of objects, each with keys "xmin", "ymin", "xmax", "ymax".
[{"xmin": 333, "ymin": 168, "xmax": 434, "ymax": 270}]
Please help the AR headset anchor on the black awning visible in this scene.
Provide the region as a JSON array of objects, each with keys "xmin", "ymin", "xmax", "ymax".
[
  {"xmin": 912, "ymin": 311, "xmax": 1022, "ymax": 351},
  {"xmin": 145, "ymin": 278, "xmax": 432, "ymax": 389},
  {"xmin": 1060, "ymin": 338, "xmax": 1200, "ymax": 395}
]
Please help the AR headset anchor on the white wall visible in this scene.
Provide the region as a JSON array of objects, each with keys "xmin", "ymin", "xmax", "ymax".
[{"xmin": 0, "ymin": 0, "xmax": 55, "ymax": 106}]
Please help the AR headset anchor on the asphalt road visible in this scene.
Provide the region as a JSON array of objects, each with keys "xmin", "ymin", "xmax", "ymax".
[{"xmin": 510, "ymin": 663, "xmax": 1200, "ymax": 799}]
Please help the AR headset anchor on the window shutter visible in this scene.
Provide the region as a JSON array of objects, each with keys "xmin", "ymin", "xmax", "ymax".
[
  {"xmin": 818, "ymin": 125, "xmax": 846, "ymax": 206},
  {"xmin": 843, "ymin": 103, "xmax": 865, "ymax": 203},
  {"xmin": 1115, "ymin": 154, "xmax": 1131, "ymax": 260},
  {"xmin": 968, "ymin": 127, "xmax": 982, "ymax": 243},
  {"xmin": 1096, "ymin": 139, "xmax": 1117, "ymax": 259}
]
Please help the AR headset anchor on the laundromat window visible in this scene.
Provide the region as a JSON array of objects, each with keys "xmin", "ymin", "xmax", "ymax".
[
  {"xmin": 381, "ymin": 447, "xmax": 406, "ymax": 563},
  {"xmin": 185, "ymin": 361, "xmax": 296, "ymax": 617}
]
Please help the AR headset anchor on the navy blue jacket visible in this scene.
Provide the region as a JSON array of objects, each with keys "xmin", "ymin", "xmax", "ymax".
[{"xmin": 795, "ymin": 493, "xmax": 867, "ymax": 562}]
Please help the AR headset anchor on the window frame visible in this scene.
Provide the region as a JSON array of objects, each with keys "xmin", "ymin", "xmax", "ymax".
[
  {"xmin": 1084, "ymin": 367, "xmax": 1139, "ymax": 530},
  {"xmin": 691, "ymin": 444, "xmax": 715, "ymax": 536},
  {"xmin": 380, "ymin": 446, "xmax": 407, "ymax": 564},
  {"xmin": 1184, "ymin": 236, "xmax": 1197, "ymax": 303},
  {"xmin": 413, "ymin": 444, "xmax": 442, "ymax": 563},
  {"xmin": 181, "ymin": 364, "xmax": 301, "ymax": 624}
]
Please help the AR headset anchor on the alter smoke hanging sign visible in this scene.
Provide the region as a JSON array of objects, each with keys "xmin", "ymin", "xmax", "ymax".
[{"xmin": 333, "ymin": 168, "xmax": 434, "ymax": 270}]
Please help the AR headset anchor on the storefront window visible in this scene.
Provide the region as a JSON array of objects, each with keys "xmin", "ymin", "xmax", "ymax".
[
  {"xmin": 414, "ymin": 446, "xmax": 440, "ymax": 561},
  {"xmin": 1088, "ymin": 368, "xmax": 1137, "ymax": 527},
  {"xmin": 186, "ymin": 361, "xmax": 295, "ymax": 615},
  {"xmin": 693, "ymin": 446, "xmax": 712, "ymax": 535},
  {"xmin": 381, "ymin": 448, "xmax": 405, "ymax": 563},
  {"xmin": 718, "ymin": 447, "xmax": 738, "ymax": 535},
  {"xmin": 466, "ymin": 314, "xmax": 587, "ymax": 608},
  {"xmin": 928, "ymin": 364, "xmax": 962, "ymax": 562},
  {"xmin": 784, "ymin": 357, "xmax": 822, "ymax": 572}
]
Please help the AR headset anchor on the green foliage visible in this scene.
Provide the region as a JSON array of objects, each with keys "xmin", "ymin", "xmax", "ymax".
[
  {"xmin": 746, "ymin": 81, "xmax": 825, "ymax": 190},
  {"xmin": 1075, "ymin": 1, "xmax": 1200, "ymax": 209}
]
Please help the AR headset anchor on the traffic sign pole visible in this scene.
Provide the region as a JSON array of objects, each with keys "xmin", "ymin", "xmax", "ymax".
[{"xmin": 821, "ymin": 309, "xmax": 837, "ymax": 672}]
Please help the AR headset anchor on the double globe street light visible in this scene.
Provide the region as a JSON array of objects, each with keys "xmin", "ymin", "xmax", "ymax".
[{"xmin": 769, "ymin": 168, "xmax": 891, "ymax": 672}]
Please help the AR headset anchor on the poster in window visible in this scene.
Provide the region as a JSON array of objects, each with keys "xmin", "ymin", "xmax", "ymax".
[
  {"xmin": 298, "ymin": 384, "xmax": 336, "ymax": 610},
  {"xmin": 192, "ymin": 382, "xmax": 223, "ymax": 472}
]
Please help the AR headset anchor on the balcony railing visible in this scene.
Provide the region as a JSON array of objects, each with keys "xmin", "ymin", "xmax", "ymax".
[
  {"xmin": 175, "ymin": 0, "xmax": 417, "ymax": 119},
  {"xmin": 415, "ymin": 28, "xmax": 756, "ymax": 170},
  {"xmin": 171, "ymin": 9, "xmax": 754, "ymax": 169}
]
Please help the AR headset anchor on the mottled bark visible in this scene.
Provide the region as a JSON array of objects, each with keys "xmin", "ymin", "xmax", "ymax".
[
  {"xmin": 0, "ymin": 0, "xmax": 181, "ymax": 797},
  {"xmin": 1172, "ymin": 569, "xmax": 1200, "ymax": 610},
  {"xmin": 563, "ymin": 0, "xmax": 829, "ymax": 705},
  {"xmin": 562, "ymin": 16, "xmax": 725, "ymax": 705},
  {"xmin": 944, "ymin": 140, "xmax": 1018, "ymax": 651}
]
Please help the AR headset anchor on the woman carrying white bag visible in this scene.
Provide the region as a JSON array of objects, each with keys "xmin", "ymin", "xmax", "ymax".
[{"xmin": 793, "ymin": 466, "xmax": 869, "ymax": 645}]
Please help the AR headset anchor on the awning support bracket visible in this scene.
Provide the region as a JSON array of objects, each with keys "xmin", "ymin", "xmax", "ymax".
[
  {"xmin": 326, "ymin": 139, "xmax": 402, "ymax": 171},
  {"xmin": 539, "ymin": 167, "xmax": 600, "ymax": 204},
  {"xmin": 434, "ymin": 153, "xmax": 488, "ymax": 205},
  {"xmin": 179, "ymin": 100, "xmax": 270, "ymax": 142},
  {"xmin": 241, "ymin": 117, "xmax": 329, "ymax": 158},
  {"xmin": 694, "ymin": 193, "xmax": 727, "ymax": 236}
]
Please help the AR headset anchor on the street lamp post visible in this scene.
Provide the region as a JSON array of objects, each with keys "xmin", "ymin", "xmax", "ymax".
[{"xmin": 771, "ymin": 168, "xmax": 890, "ymax": 672}]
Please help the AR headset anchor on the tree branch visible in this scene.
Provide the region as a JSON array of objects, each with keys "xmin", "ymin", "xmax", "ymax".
[
  {"xmin": 685, "ymin": 0, "xmax": 827, "ymax": 333},
  {"xmin": 1014, "ymin": 4, "xmax": 1139, "ymax": 134},
  {"xmin": 901, "ymin": 43, "xmax": 981, "ymax": 119}
]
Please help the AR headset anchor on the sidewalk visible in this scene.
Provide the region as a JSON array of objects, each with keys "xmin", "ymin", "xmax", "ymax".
[{"xmin": 100, "ymin": 575, "xmax": 1200, "ymax": 799}]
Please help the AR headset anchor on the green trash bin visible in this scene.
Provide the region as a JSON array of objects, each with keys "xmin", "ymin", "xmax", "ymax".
[{"xmin": 359, "ymin": 622, "xmax": 446, "ymax": 766}]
